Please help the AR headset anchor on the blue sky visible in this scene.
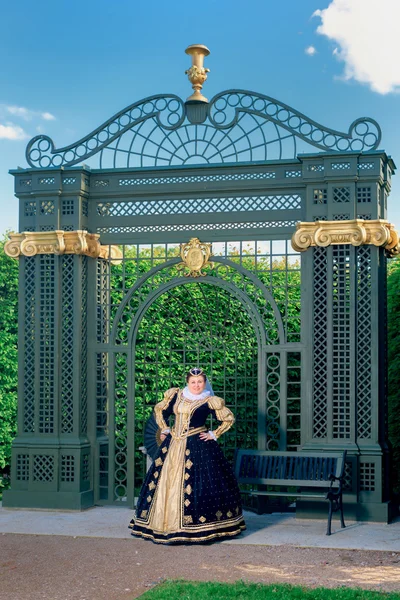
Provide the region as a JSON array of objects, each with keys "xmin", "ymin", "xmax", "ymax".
[{"xmin": 1, "ymin": 0, "xmax": 399, "ymax": 232}]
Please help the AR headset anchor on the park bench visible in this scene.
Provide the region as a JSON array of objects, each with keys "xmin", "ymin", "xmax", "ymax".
[{"xmin": 234, "ymin": 449, "xmax": 347, "ymax": 535}]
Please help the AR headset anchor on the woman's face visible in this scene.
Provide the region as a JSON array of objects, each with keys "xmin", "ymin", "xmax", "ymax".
[{"xmin": 187, "ymin": 376, "xmax": 206, "ymax": 394}]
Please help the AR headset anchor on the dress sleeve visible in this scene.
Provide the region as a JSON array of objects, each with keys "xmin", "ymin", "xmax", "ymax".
[
  {"xmin": 207, "ymin": 396, "xmax": 235, "ymax": 439},
  {"xmin": 154, "ymin": 388, "xmax": 178, "ymax": 430}
]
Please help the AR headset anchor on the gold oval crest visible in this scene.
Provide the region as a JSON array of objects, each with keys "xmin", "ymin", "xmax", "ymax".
[{"xmin": 186, "ymin": 247, "xmax": 204, "ymax": 271}]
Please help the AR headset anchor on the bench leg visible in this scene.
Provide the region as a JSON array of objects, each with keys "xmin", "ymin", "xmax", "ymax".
[
  {"xmin": 339, "ymin": 493, "xmax": 345, "ymax": 529},
  {"xmin": 326, "ymin": 498, "xmax": 333, "ymax": 536}
]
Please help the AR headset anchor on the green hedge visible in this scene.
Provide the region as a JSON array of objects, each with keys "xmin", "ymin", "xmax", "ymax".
[{"xmin": 0, "ymin": 235, "xmax": 399, "ymax": 494}]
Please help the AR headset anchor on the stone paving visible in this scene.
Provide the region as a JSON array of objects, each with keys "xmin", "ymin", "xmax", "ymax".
[{"xmin": 1, "ymin": 503, "xmax": 399, "ymax": 551}]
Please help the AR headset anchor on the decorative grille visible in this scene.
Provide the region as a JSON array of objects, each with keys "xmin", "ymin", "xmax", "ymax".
[
  {"xmin": 313, "ymin": 247, "xmax": 328, "ymax": 438},
  {"xmin": 24, "ymin": 257, "xmax": 36, "ymax": 432},
  {"xmin": 360, "ymin": 462, "xmax": 376, "ymax": 491},
  {"xmin": 357, "ymin": 187, "xmax": 372, "ymax": 203},
  {"xmin": 333, "ymin": 187, "xmax": 350, "ymax": 203},
  {"xmin": 357, "ymin": 246, "xmax": 372, "ymax": 439},
  {"xmin": 114, "ymin": 353, "xmax": 128, "ymax": 501},
  {"xmin": 332, "ymin": 246, "xmax": 351, "ymax": 439},
  {"xmin": 96, "ymin": 194, "xmax": 301, "ymax": 217},
  {"xmin": 61, "ymin": 255, "xmax": 74, "ymax": 433},
  {"xmin": 33, "ymin": 455, "xmax": 54, "ymax": 482},
  {"xmin": 61, "ymin": 455, "xmax": 75, "ymax": 482},
  {"xmin": 16, "ymin": 455, "xmax": 30, "ymax": 481},
  {"xmin": 81, "ymin": 257, "xmax": 88, "ymax": 434},
  {"xmin": 39, "ymin": 255, "xmax": 55, "ymax": 434}
]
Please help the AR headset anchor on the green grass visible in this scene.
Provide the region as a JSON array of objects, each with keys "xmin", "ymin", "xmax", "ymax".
[{"xmin": 139, "ymin": 580, "xmax": 400, "ymax": 600}]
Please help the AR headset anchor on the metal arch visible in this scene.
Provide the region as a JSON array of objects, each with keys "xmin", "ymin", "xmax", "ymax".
[
  {"xmin": 109, "ymin": 256, "xmax": 286, "ymax": 346},
  {"xmin": 128, "ymin": 277, "xmax": 267, "ymax": 351},
  {"xmin": 25, "ymin": 90, "xmax": 382, "ymax": 168}
]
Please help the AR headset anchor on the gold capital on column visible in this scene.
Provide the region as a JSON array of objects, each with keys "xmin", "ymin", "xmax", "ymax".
[
  {"xmin": 4, "ymin": 230, "xmax": 123, "ymax": 263},
  {"xmin": 291, "ymin": 219, "xmax": 399, "ymax": 257}
]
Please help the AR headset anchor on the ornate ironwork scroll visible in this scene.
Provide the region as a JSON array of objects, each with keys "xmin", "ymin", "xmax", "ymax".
[{"xmin": 25, "ymin": 90, "xmax": 382, "ymax": 169}]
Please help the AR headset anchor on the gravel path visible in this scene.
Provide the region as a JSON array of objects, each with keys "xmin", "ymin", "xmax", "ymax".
[{"xmin": 1, "ymin": 533, "xmax": 400, "ymax": 600}]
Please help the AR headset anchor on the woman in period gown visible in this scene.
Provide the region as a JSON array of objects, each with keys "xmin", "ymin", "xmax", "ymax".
[{"xmin": 129, "ymin": 368, "xmax": 246, "ymax": 544}]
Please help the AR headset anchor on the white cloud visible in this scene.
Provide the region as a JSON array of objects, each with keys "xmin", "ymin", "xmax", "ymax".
[
  {"xmin": 313, "ymin": 0, "xmax": 400, "ymax": 94},
  {"xmin": 305, "ymin": 46, "xmax": 317, "ymax": 56},
  {"xmin": 0, "ymin": 122, "xmax": 28, "ymax": 140},
  {"xmin": 41, "ymin": 112, "xmax": 56, "ymax": 121},
  {"xmin": 4, "ymin": 105, "xmax": 56, "ymax": 121}
]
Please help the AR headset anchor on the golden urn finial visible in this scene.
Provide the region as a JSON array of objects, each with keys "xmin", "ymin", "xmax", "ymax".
[{"xmin": 185, "ymin": 44, "xmax": 210, "ymax": 103}]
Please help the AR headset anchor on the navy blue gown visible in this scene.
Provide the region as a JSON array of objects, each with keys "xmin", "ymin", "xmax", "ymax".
[{"xmin": 129, "ymin": 387, "xmax": 246, "ymax": 544}]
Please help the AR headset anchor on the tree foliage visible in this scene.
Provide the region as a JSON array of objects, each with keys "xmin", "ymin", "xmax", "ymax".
[
  {"xmin": 387, "ymin": 256, "xmax": 400, "ymax": 493},
  {"xmin": 0, "ymin": 232, "xmax": 18, "ymax": 485}
]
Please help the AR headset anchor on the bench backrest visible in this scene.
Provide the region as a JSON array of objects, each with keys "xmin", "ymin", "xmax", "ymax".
[{"xmin": 235, "ymin": 450, "xmax": 347, "ymax": 488}]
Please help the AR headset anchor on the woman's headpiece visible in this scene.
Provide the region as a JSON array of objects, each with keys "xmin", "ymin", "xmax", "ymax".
[{"xmin": 189, "ymin": 367, "xmax": 204, "ymax": 376}]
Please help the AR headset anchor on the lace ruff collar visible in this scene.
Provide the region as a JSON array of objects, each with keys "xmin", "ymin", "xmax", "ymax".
[{"xmin": 182, "ymin": 387, "xmax": 211, "ymax": 401}]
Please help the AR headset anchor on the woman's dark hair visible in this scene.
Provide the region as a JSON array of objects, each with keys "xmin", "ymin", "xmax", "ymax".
[{"xmin": 186, "ymin": 370, "xmax": 207, "ymax": 383}]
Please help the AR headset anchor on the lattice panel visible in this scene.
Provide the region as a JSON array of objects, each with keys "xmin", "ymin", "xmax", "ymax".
[
  {"xmin": 61, "ymin": 255, "xmax": 74, "ymax": 433},
  {"xmin": 114, "ymin": 353, "xmax": 128, "ymax": 501},
  {"xmin": 81, "ymin": 257, "xmax": 88, "ymax": 434},
  {"xmin": 331, "ymin": 162, "xmax": 351, "ymax": 170},
  {"xmin": 97, "ymin": 220, "xmax": 297, "ymax": 236},
  {"xmin": 343, "ymin": 461, "xmax": 353, "ymax": 492},
  {"xmin": 62, "ymin": 199, "xmax": 75, "ymax": 215},
  {"xmin": 16, "ymin": 455, "xmax": 30, "ymax": 481},
  {"xmin": 358, "ymin": 162, "xmax": 374, "ymax": 171},
  {"xmin": 38, "ymin": 177, "xmax": 55, "ymax": 185},
  {"xmin": 285, "ymin": 170, "xmax": 301, "ymax": 178},
  {"xmin": 333, "ymin": 187, "xmax": 350, "ymax": 203},
  {"xmin": 333, "ymin": 214, "xmax": 350, "ymax": 220},
  {"xmin": 287, "ymin": 352, "xmax": 301, "ymax": 450},
  {"xmin": 40, "ymin": 199, "xmax": 55, "ymax": 214},
  {"xmin": 357, "ymin": 187, "xmax": 372, "ymax": 203},
  {"xmin": 96, "ymin": 353, "xmax": 108, "ymax": 434},
  {"xmin": 82, "ymin": 454, "xmax": 90, "ymax": 482},
  {"xmin": 39, "ymin": 256, "xmax": 55, "ymax": 434},
  {"xmin": 96, "ymin": 261, "xmax": 109, "ymax": 343},
  {"xmin": 24, "ymin": 257, "xmax": 36, "ymax": 432},
  {"xmin": 313, "ymin": 189, "xmax": 327, "ymax": 204},
  {"xmin": 99, "ymin": 444, "xmax": 109, "ymax": 500},
  {"xmin": 313, "ymin": 247, "xmax": 328, "ymax": 438},
  {"xmin": 96, "ymin": 194, "xmax": 301, "ymax": 217},
  {"xmin": 33, "ymin": 455, "xmax": 54, "ymax": 482},
  {"xmin": 39, "ymin": 225, "xmax": 55, "ymax": 231},
  {"xmin": 308, "ymin": 164, "xmax": 324, "ymax": 172},
  {"xmin": 61, "ymin": 455, "xmax": 75, "ymax": 482},
  {"xmin": 82, "ymin": 198, "xmax": 89, "ymax": 217},
  {"xmin": 266, "ymin": 353, "xmax": 281, "ymax": 450},
  {"xmin": 360, "ymin": 462, "xmax": 376, "ymax": 491},
  {"xmin": 332, "ymin": 246, "xmax": 351, "ymax": 439},
  {"xmin": 117, "ymin": 170, "xmax": 277, "ymax": 186},
  {"xmin": 357, "ymin": 246, "xmax": 372, "ymax": 439},
  {"xmin": 24, "ymin": 200, "xmax": 36, "ymax": 217}
]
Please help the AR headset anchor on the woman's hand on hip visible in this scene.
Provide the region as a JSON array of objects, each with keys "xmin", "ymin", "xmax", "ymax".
[{"xmin": 199, "ymin": 432, "xmax": 213, "ymax": 442}]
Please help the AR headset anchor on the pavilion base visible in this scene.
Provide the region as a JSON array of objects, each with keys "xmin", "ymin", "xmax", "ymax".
[
  {"xmin": 2, "ymin": 489, "xmax": 94, "ymax": 511},
  {"xmin": 295, "ymin": 499, "xmax": 397, "ymax": 523}
]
